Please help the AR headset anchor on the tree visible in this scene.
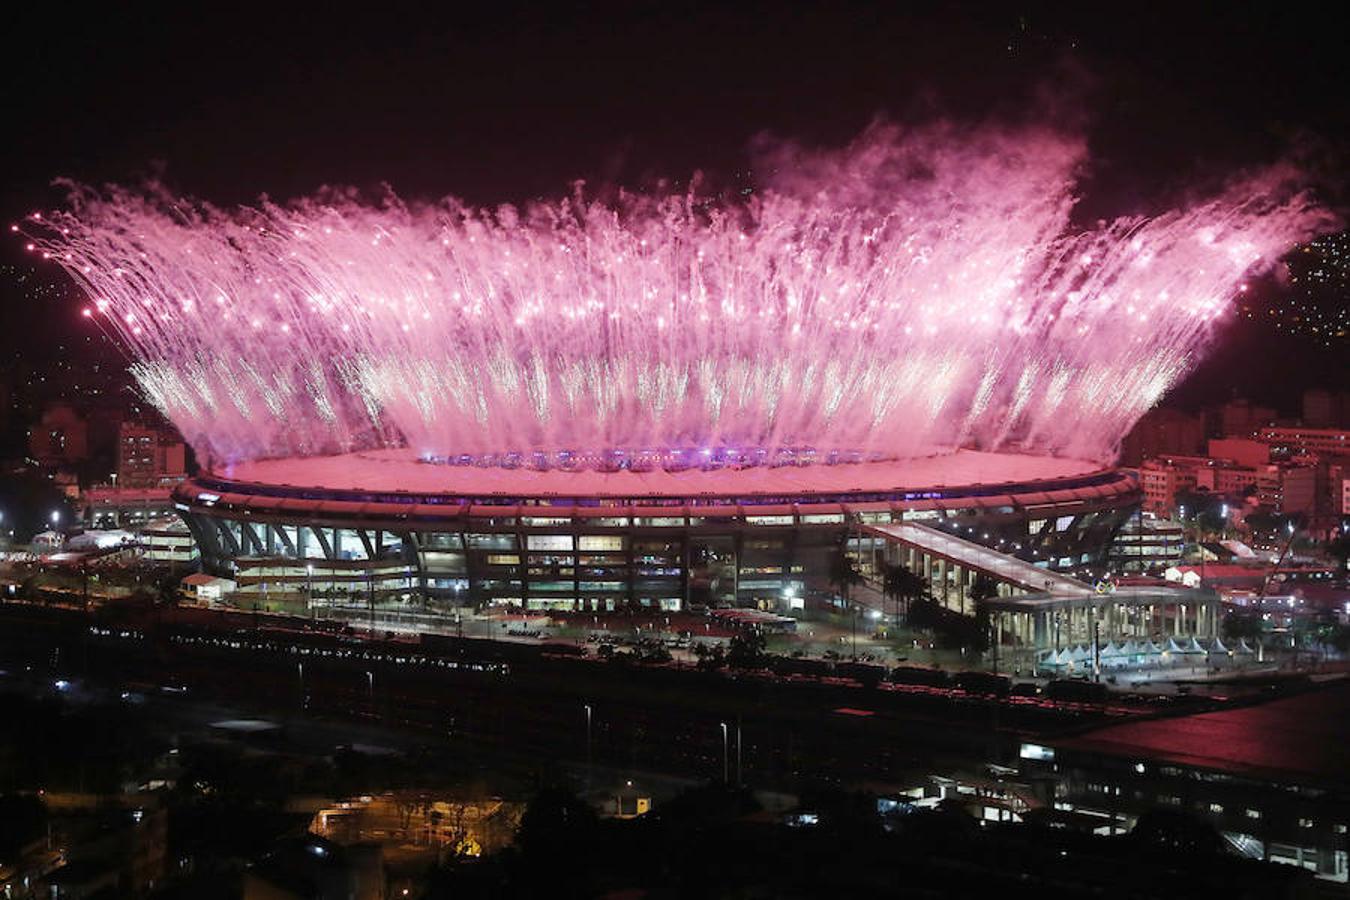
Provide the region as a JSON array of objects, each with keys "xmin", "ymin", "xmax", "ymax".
[
  {"xmin": 1175, "ymin": 489, "xmax": 1227, "ymax": 537},
  {"xmin": 1130, "ymin": 808, "xmax": 1225, "ymax": 857},
  {"xmin": 0, "ymin": 794, "xmax": 47, "ymax": 859},
  {"xmin": 693, "ymin": 641, "xmax": 725, "ymax": 670},
  {"xmin": 882, "ymin": 563, "xmax": 905, "ymax": 617},
  {"xmin": 967, "ymin": 575, "xmax": 997, "ymax": 653},
  {"xmin": 1328, "ymin": 530, "xmax": 1350, "ymax": 577},
  {"xmin": 514, "ymin": 786, "xmax": 599, "ymax": 896},
  {"xmin": 968, "ymin": 574, "xmax": 998, "ymax": 605},
  {"xmin": 828, "ymin": 540, "xmax": 863, "ymax": 604},
  {"xmin": 883, "ymin": 563, "xmax": 927, "ymax": 619},
  {"xmin": 726, "ymin": 628, "xmax": 768, "ymax": 668},
  {"xmin": 1222, "ymin": 611, "xmax": 1263, "ymax": 643}
]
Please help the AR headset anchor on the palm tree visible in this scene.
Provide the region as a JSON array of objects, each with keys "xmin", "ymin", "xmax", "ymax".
[
  {"xmin": 1328, "ymin": 531, "xmax": 1350, "ymax": 578},
  {"xmin": 968, "ymin": 574, "xmax": 997, "ymax": 655},
  {"xmin": 883, "ymin": 563, "xmax": 927, "ymax": 620},
  {"xmin": 828, "ymin": 542, "xmax": 863, "ymax": 606},
  {"xmin": 882, "ymin": 563, "xmax": 906, "ymax": 622},
  {"xmin": 968, "ymin": 574, "xmax": 998, "ymax": 606}
]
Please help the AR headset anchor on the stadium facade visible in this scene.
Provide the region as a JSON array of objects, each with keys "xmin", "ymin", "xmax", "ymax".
[{"xmin": 172, "ymin": 449, "xmax": 1140, "ymax": 614}]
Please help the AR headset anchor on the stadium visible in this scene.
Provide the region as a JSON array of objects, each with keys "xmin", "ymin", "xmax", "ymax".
[
  {"xmin": 31, "ymin": 125, "xmax": 1321, "ymax": 621},
  {"xmin": 174, "ymin": 448, "xmax": 1139, "ymax": 613}
]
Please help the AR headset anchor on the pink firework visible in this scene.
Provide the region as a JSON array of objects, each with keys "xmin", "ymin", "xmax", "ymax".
[{"xmin": 24, "ymin": 124, "xmax": 1334, "ymax": 470}]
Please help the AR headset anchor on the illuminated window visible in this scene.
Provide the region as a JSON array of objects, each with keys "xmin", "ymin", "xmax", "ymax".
[
  {"xmin": 526, "ymin": 534, "xmax": 573, "ymax": 551},
  {"xmin": 579, "ymin": 535, "xmax": 624, "ymax": 551},
  {"xmin": 467, "ymin": 533, "xmax": 516, "ymax": 550}
]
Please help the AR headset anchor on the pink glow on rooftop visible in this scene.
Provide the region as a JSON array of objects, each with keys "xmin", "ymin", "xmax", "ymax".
[{"xmin": 216, "ymin": 448, "xmax": 1103, "ymax": 498}]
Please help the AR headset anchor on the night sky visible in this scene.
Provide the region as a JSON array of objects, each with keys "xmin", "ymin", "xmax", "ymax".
[{"xmin": 2, "ymin": 3, "xmax": 1346, "ymax": 405}]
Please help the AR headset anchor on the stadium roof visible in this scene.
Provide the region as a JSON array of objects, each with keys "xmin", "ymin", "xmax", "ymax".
[{"xmin": 215, "ymin": 448, "xmax": 1105, "ymax": 498}]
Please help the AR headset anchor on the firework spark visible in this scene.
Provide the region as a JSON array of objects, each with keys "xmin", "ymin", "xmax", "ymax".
[{"xmin": 24, "ymin": 123, "xmax": 1333, "ymax": 469}]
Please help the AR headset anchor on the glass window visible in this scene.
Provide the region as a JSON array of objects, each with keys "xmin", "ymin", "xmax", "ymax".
[
  {"xmin": 422, "ymin": 532, "xmax": 463, "ymax": 549},
  {"xmin": 527, "ymin": 534, "xmax": 574, "ymax": 551},
  {"xmin": 522, "ymin": 516, "xmax": 572, "ymax": 526},
  {"xmin": 467, "ymin": 533, "xmax": 516, "ymax": 550},
  {"xmin": 579, "ymin": 581, "xmax": 625, "ymax": 592},
  {"xmin": 801, "ymin": 513, "xmax": 845, "ymax": 524},
  {"xmin": 579, "ymin": 535, "xmax": 624, "ymax": 551}
]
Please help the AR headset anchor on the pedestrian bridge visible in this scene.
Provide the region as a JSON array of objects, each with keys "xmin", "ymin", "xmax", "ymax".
[{"xmin": 861, "ymin": 521, "xmax": 1093, "ymax": 615}]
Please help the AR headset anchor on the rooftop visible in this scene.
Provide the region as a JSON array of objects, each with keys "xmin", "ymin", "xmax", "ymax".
[
  {"xmin": 1056, "ymin": 681, "xmax": 1350, "ymax": 788},
  {"xmin": 212, "ymin": 448, "xmax": 1106, "ymax": 499}
]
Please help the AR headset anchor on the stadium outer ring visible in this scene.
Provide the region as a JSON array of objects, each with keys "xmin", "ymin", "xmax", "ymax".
[{"xmin": 171, "ymin": 448, "xmax": 1141, "ymax": 613}]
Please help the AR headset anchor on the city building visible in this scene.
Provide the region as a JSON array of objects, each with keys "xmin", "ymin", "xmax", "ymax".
[
  {"xmin": 140, "ymin": 517, "xmax": 199, "ymax": 567},
  {"xmin": 1117, "ymin": 408, "xmax": 1206, "ymax": 466},
  {"xmin": 82, "ymin": 486, "xmax": 179, "ymax": 529},
  {"xmin": 1206, "ymin": 437, "xmax": 1270, "ymax": 467},
  {"xmin": 1021, "ymin": 683, "xmax": 1350, "ymax": 883},
  {"xmin": 1139, "ymin": 454, "xmax": 1318, "ymax": 516},
  {"xmin": 1212, "ymin": 399, "xmax": 1278, "ymax": 440},
  {"xmin": 116, "ymin": 422, "xmax": 186, "ymax": 488},
  {"xmin": 1107, "ymin": 513, "xmax": 1185, "ymax": 573},
  {"xmin": 1257, "ymin": 426, "xmax": 1350, "ymax": 458},
  {"xmin": 242, "ymin": 835, "xmax": 384, "ymax": 900},
  {"xmin": 1138, "ymin": 456, "xmax": 1204, "ymax": 513},
  {"xmin": 28, "ymin": 403, "xmax": 89, "ymax": 468},
  {"xmin": 1301, "ymin": 388, "xmax": 1348, "ymax": 428}
]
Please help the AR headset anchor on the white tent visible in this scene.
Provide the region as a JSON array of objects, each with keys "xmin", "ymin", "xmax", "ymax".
[{"xmin": 67, "ymin": 530, "xmax": 136, "ymax": 550}]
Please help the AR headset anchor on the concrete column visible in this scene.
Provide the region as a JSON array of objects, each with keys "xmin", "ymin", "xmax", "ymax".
[{"xmin": 937, "ymin": 558, "xmax": 949, "ymax": 607}]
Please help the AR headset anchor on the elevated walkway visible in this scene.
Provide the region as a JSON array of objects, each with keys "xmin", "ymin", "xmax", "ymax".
[{"xmin": 862, "ymin": 521, "xmax": 1093, "ymax": 597}]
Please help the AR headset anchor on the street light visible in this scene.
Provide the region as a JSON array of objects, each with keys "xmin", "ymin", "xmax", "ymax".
[
  {"xmin": 719, "ymin": 721, "xmax": 729, "ymax": 784},
  {"xmin": 584, "ymin": 703, "xmax": 593, "ymax": 795}
]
